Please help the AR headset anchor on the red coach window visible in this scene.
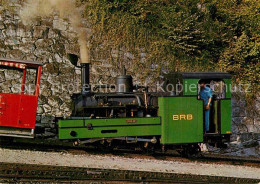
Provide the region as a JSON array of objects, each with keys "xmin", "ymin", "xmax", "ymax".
[{"xmin": 0, "ymin": 62, "xmax": 24, "ymax": 94}]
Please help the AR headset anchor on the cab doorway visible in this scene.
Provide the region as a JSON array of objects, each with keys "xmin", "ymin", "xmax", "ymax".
[{"xmin": 198, "ymin": 79, "xmax": 226, "ymax": 134}]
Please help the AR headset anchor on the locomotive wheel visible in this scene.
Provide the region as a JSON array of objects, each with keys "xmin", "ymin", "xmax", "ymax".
[
  {"xmin": 180, "ymin": 144, "xmax": 201, "ymax": 158},
  {"xmin": 142, "ymin": 142, "xmax": 155, "ymax": 154},
  {"xmin": 97, "ymin": 140, "xmax": 115, "ymax": 152}
]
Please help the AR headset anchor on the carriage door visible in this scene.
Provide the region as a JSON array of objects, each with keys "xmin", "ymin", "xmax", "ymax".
[{"xmin": 18, "ymin": 67, "xmax": 41, "ymax": 129}]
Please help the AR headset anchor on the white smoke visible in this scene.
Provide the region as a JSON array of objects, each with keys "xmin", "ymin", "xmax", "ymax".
[{"xmin": 20, "ymin": 0, "xmax": 89, "ymax": 63}]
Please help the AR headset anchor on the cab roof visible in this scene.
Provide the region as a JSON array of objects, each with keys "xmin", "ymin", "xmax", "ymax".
[
  {"xmin": 181, "ymin": 72, "xmax": 231, "ymax": 79},
  {"xmin": 0, "ymin": 58, "xmax": 43, "ymax": 66}
]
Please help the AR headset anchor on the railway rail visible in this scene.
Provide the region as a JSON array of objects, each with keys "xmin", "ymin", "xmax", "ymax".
[
  {"xmin": 1, "ymin": 138, "xmax": 260, "ymax": 168},
  {"xmin": 0, "ymin": 162, "xmax": 259, "ymax": 183},
  {"xmin": 202, "ymin": 153, "xmax": 260, "ymax": 165}
]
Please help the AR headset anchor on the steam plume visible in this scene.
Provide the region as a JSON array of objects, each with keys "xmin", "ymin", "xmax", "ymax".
[{"xmin": 20, "ymin": 0, "xmax": 89, "ymax": 63}]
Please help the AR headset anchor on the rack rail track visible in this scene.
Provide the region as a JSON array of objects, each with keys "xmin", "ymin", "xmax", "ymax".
[{"xmin": 0, "ymin": 162, "xmax": 259, "ymax": 183}]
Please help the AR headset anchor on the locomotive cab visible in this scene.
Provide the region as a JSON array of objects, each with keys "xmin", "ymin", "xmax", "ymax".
[
  {"xmin": 0, "ymin": 58, "xmax": 42, "ymax": 138},
  {"xmin": 164, "ymin": 72, "xmax": 232, "ymax": 143}
]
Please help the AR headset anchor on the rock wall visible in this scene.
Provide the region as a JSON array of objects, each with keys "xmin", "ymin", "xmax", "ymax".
[
  {"xmin": 0, "ymin": 0, "xmax": 81, "ymax": 119},
  {"xmin": 0, "ymin": 0, "xmax": 259, "ymax": 156},
  {"xmin": 228, "ymin": 94, "xmax": 260, "ymax": 156}
]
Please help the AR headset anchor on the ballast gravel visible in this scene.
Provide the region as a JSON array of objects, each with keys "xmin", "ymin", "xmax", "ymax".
[{"xmin": 0, "ymin": 148, "xmax": 259, "ymax": 179}]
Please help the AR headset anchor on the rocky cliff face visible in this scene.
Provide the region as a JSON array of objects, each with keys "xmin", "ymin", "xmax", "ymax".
[
  {"xmin": 0, "ymin": 0, "xmax": 81, "ymax": 119},
  {"xmin": 229, "ymin": 94, "xmax": 260, "ymax": 156},
  {"xmin": 0, "ymin": 0, "xmax": 259, "ymax": 156}
]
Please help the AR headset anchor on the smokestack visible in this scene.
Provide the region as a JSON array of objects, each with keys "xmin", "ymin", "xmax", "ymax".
[{"xmin": 81, "ymin": 63, "xmax": 90, "ymax": 95}]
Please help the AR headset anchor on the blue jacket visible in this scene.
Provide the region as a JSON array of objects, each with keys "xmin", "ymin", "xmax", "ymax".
[{"xmin": 199, "ymin": 86, "xmax": 212, "ymax": 106}]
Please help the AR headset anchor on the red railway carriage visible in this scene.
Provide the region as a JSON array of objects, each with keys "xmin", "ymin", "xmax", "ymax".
[{"xmin": 0, "ymin": 58, "xmax": 42, "ymax": 138}]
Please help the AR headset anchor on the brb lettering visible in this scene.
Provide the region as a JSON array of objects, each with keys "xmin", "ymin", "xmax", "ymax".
[{"xmin": 172, "ymin": 114, "xmax": 193, "ymax": 120}]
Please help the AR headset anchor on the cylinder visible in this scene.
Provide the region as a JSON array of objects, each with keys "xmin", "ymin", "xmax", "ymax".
[{"xmin": 116, "ymin": 75, "xmax": 133, "ymax": 93}]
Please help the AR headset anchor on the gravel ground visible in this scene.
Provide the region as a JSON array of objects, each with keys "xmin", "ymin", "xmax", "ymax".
[{"xmin": 0, "ymin": 148, "xmax": 259, "ymax": 179}]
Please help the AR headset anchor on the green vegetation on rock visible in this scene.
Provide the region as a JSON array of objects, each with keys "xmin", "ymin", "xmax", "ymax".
[{"xmin": 85, "ymin": 0, "xmax": 259, "ymax": 97}]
